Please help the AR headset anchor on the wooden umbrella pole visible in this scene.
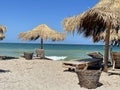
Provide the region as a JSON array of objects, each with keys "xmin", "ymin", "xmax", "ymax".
[
  {"xmin": 40, "ymin": 38, "xmax": 43, "ymax": 49},
  {"xmin": 103, "ymin": 20, "xmax": 111, "ymax": 72},
  {"xmin": 110, "ymin": 44, "xmax": 113, "ymax": 65}
]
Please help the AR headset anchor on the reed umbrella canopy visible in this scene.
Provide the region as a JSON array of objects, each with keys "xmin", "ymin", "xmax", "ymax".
[
  {"xmin": 0, "ymin": 25, "xmax": 6, "ymax": 40},
  {"xmin": 63, "ymin": 13, "xmax": 84, "ymax": 33},
  {"xmin": 0, "ymin": 25, "xmax": 6, "ymax": 33},
  {"xmin": 63, "ymin": 0, "xmax": 120, "ymax": 71},
  {"xmin": 18, "ymin": 24, "xmax": 65, "ymax": 49},
  {"xmin": 63, "ymin": 0, "xmax": 120, "ymax": 36},
  {"xmin": 93, "ymin": 30, "xmax": 120, "ymax": 43},
  {"xmin": 0, "ymin": 33, "xmax": 5, "ymax": 40}
]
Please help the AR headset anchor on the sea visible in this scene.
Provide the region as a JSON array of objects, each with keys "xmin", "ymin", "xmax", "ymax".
[{"xmin": 0, "ymin": 43, "xmax": 120, "ymax": 61}]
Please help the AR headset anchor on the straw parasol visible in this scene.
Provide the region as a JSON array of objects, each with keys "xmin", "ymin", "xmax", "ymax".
[
  {"xmin": 0, "ymin": 25, "xmax": 6, "ymax": 40},
  {"xmin": 63, "ymin": 13, "xmax": 84, "ymax": 33},
  {"xmin": 0, "ymin": 25, "xmax": 6, "ymax": 33},
  {"xmin": 93, "ymin": 29, "xmax": 120, "ymax": 52},
  {"xmin": 63, "ymin": 0, "xmax": 120, "ymax": 71},
  {"xmin": 18, "ymin": 24, "xmax": 66, "ymax": 49},
  {"xmin": 93, "ymin": 30, "xmax": 120, "ymax": 43},
  {"xmin": 0, "ymin": 33, "xmax": 5, "ymax": 40}
]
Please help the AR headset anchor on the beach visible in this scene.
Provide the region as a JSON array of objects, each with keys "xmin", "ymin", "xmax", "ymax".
[
  {"xmin": 0, "ymin": 0, "xmax": 120, "ymax": 89},
  {"xmin": 0, "ymin": 57, "xmax": 120, "ymax": 90}
]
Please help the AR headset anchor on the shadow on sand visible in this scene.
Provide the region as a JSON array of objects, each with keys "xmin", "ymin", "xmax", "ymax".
[
  {"xmin": 0, "ymin": 69, "xmax": 10, "ymax": 73},
  {"xmin": 0, "ymin": 56, "xmax": 19, "ymax": 60}
]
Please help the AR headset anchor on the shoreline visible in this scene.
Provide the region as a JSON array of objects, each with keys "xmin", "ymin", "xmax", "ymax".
[
  {"xmin": 0, "ymin": 57, "xmax": 120, "ymax": 90},
  {"xmin": 0, "ymin": 43, "xmax": 119, "ymax": 61},
  {"xmin": 0, "ymin": 42, "xmax": 104, "ymax": 45}
]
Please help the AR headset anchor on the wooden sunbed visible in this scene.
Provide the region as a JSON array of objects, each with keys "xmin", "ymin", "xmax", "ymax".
[{"xmin": 63, "ymin": 58, "xmax": 103, "ymax": 70}]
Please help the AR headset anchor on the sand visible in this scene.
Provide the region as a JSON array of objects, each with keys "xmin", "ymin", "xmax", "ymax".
[{"xmin": 0, "ymin": 57, "xmax": 120, "ymax": 90}]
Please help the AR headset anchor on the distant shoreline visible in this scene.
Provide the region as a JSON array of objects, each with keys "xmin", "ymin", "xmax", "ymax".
[
  {"xmin": 0, "ymin": 43, "xmax": 119, "ymax": 61},
  {"xmin": 0, "ymin": 42, "xmax": 104, "ymax": 46}
]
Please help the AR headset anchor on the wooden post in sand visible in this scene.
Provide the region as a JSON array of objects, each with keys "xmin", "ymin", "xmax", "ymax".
[
  {"xmin": 103, "ymin": 20, "xmax": 111, "ymax": 72},
  {"xmin": 40, "ymin": 38, "xmax": 43, "ymax": 49}
]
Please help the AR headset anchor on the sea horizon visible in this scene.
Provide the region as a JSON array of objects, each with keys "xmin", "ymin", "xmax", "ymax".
[
  {"xmin": 0, "ymin": 42, "xmax": 105, "ymax": 45},
  {"xmin": 0, "ymin": 42, "xmax": 119, "ymax": 61}
]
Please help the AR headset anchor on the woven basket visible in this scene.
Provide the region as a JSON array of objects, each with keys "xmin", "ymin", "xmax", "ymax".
[
  {"xmin": 75, "ymin": 69, "xmax": 102, "ymax": 89},
  {"xmin": 111, "ymin": 52, "xmax": 120, "ymax": 68},
  {"xmin": 35, "ymin": 49, "xmax": 45, "ymax": 58},
  {"xmin": 24, "ymin": 52, "xmax": 33, "ymax": 60}
]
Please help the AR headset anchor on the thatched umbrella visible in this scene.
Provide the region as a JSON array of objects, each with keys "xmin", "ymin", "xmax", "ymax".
[
  {"xmin": 93, "ymin": 30, "xmax": 120, "ymax": 42},
  {"xmin": 63, "ymin": 0, "xmax": 120, "ymax": 71},
  {"xmin": 93, "ymin": 29, "xmax": 120, "ymax": 52},
  {"xmin": 18, "ymin": 24, "xmax": 66, "ymax": 49},
  {"xmin": 0, "ymin": 25, "xmax": 6, "ymax": 40},
  {"xmin": 0, "ymin": 33, "xmax": 5, "ymax": 40},
  {"xmin": 63, "ymin": 13, "xmax": 84, "ymax": 33},
  {"xmin": 0, "ymin": 25, "xmax": 6, "ymax": 33}
]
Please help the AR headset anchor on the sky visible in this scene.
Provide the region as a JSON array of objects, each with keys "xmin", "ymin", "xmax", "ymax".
[{"xmin": 0, "ymin": 0, "xmax": 103, "ymax": 45}]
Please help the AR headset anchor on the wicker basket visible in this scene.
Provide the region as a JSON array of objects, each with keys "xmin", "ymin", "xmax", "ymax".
[
  {"xmin": 75, "ymin": 69, "xmax": 102, "ymax": 89},
  {"xmin": 111, "ymin": 52, "xmax": 120, "ymax": 68},
  {"xmin": 24, "ymin": 52, "xmax": 33, "ymax": 60},
  {"xmin": 35, "ymin": 49, "xmax": 45, "ymax": 59}
]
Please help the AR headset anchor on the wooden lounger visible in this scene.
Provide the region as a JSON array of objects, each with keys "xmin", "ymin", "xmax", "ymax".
[{"xmin": 63, "ymin": 58, "xmax": 102, "ymax": 70}]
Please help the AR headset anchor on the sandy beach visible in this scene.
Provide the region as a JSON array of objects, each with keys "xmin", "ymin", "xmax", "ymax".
[{"xmin": 0, "ymin": 57, "xmax": 120, "ymax": 90}]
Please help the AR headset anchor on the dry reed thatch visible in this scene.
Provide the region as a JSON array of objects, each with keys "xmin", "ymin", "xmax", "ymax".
[
  {"xmin": 93, "ymin": 30, "xmax": 120, "ymax": 43},
  {"xmin": 63, "ymin": 0, "xmax": 120, "ymax": 37},
  {"xmin": 0, "ymin": 25, "xmax": 6, "ymax": 40},
  {"xmin": 18, "ymin": 24, "xmax": 65, "ymax": 49},
  {"xmin": 18, "ymin": 24, "xmax": 65, "ymax": 41},
  {"xmin": 0, "ymin": 33, "xmax": 5, "ymax": 40},
  {"xmin": 0, "ymin": 25, "xmax": 6, "ymax": 33},
  {"xmin": 63, "ymin": 13, "xmax": 84, "ymax": 33}
]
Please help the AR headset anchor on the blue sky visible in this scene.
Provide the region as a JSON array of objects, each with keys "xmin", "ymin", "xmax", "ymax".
[{"xmin": 0, "ymin": 0, "xmax": 103, "ymax": 44}]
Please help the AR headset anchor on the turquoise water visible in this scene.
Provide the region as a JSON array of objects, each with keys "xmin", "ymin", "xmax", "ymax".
[{"xmin": 0, "ymin": 43, "xmax": 120, "ymax": 60}]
